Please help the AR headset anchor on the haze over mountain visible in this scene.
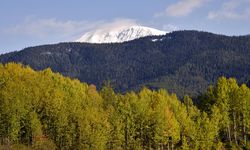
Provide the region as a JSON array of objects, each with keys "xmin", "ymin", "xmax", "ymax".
[
  {"xmin": 0, "ymin": 30, "xmax": 250, "ymax": 97},
  {"xmin": 76, "ymin": 25, "xmax": 167, "ymax": 43}
]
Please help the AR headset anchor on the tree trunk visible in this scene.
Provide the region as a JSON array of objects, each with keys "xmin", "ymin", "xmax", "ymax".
[
  {"xmin": 227, "ymin": 125, "xmax": 231, "ymax": 143},
  {"xmin": 233, "ymin": 112, "xmax": 238, "ymax": 145},
  {"xmin": 243, "ymin": 123, "xmax": 247, "ymax": 146},
  {"xmin": 125, "ymin": 117, "xmax": 128, "ymax": 150},
  {"xmin": 171, "ymin": 139, "xmax": 174, "ymax": 150}
]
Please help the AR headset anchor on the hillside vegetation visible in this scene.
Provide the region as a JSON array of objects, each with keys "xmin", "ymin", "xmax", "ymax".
[
  {"xmin": 0, "ymin": 63, "xmax": 249, "ymax": 149},
  {"xmin": 1, "ymin": 31, "xmax": 250, "ymax": 97}
]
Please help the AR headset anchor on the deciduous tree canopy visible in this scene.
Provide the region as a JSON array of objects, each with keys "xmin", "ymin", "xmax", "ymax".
[{"xmin": 0, "ymin": 63, "xmax": 249, "ymax": 149}]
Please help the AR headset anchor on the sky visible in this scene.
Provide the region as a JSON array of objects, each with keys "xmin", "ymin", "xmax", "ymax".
[{"xmin": 1, "ymin": 0, "xmax": 250, "ymax": 54}]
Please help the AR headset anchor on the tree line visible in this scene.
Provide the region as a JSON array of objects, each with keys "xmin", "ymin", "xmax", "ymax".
[
  {"xmin": 1, "ymin": 30, "xmax": 250, "ymax": 98},
  {"xmin": 0, "ymin": 63, "xmax": 249, "ymax": 149}
]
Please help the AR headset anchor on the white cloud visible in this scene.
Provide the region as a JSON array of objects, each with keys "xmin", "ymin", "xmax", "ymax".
[
  {"xmin": 89, "ymin": 18, "xmax": 138, "ymax": 33},
  {"xmin": 162, "ymin": 24, "xmax": 179, "ymax": 31},
  {"xmin": 208, "ymin": 0, "xmax": 250, "ymax": 20},
  {"xmin": 155, "ymin": 0, "xmax": 210, "ymax": 17},
  {"xmin": 3, "ymin": 17, "xmax": 139, "ymax": 41},
  {"xmin": 3, "ymin": 17, "xmax": 104, "ymax": 40}
]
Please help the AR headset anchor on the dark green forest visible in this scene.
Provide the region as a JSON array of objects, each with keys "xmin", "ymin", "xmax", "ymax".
[
  {"xmin": 1, "ymin": 31, "xmax": 250, "ymax": 97},
  {"xmin": 0, "ymin": 63, "xmax": 249, "ymax": 150}
]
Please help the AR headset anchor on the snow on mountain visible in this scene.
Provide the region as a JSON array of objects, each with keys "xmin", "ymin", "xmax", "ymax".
[{"xmin": 76, "ymin": 25, "xmax": 168, "ymax": 43}]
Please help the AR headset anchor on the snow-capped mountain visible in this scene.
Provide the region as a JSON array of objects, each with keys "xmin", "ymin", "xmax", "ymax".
[{"xmin": 76, "ymin": 25, "xmax": 167, "ymax": 43}]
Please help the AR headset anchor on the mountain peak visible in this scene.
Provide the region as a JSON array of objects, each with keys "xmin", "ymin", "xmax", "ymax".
[{"xmin": 76, "ymin": 25, "xmax": 168, "ymax": 43}]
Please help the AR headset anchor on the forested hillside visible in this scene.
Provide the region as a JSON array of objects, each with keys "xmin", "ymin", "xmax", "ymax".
[
  {"xmin": 0, "ymin": 63, "xmax": 249, "ymax": 149},
  {"xmin": 1, "ymin": 31, "xmax": 250, "ymax": 97}
]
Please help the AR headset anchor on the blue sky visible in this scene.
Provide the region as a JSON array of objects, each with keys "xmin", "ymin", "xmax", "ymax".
[{"xmin": 1, "ymin": 0, "xmax": 250, "ymax": 53}]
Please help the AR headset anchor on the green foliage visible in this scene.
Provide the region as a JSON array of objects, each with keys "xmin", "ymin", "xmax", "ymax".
[
  {"xmin": 0, "ymin": 63, "xmax": 109, "ymax": 149},
  {"xmin": 1, "ymin": 31, "xmax": 250, "ymax": 98},
  {"xmin": 199, "ymin": 77, "xmax": 250, "ymax": 149},
  {"xmin": 0, "ymin": 63, "xmax": 249, "ymax": 149}
]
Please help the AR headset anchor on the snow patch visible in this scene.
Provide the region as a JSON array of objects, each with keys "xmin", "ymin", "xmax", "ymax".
[
  {"xmin": 151, "ymin": 38, "xmax": 164, "ymax": 42},
  {"xmin": 40, "ymin": 52, "xmax": 52, "ymax": 55},
  {"xmin": 66, "ymin": 48, "xmax": 72, "ymax": 52},
  {"xmin": 76, "ymin": 25, "xmax": 168, "ymax": 43}
]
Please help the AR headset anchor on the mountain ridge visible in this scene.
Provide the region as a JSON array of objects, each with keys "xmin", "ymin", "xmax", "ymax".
[
  {"xmin": 76, "ymin": 25, "xmax": 167, "ymax": 43},
  {"xmin": 1, "ymin": 30, "xmax": 249, "ymax": 97}
]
